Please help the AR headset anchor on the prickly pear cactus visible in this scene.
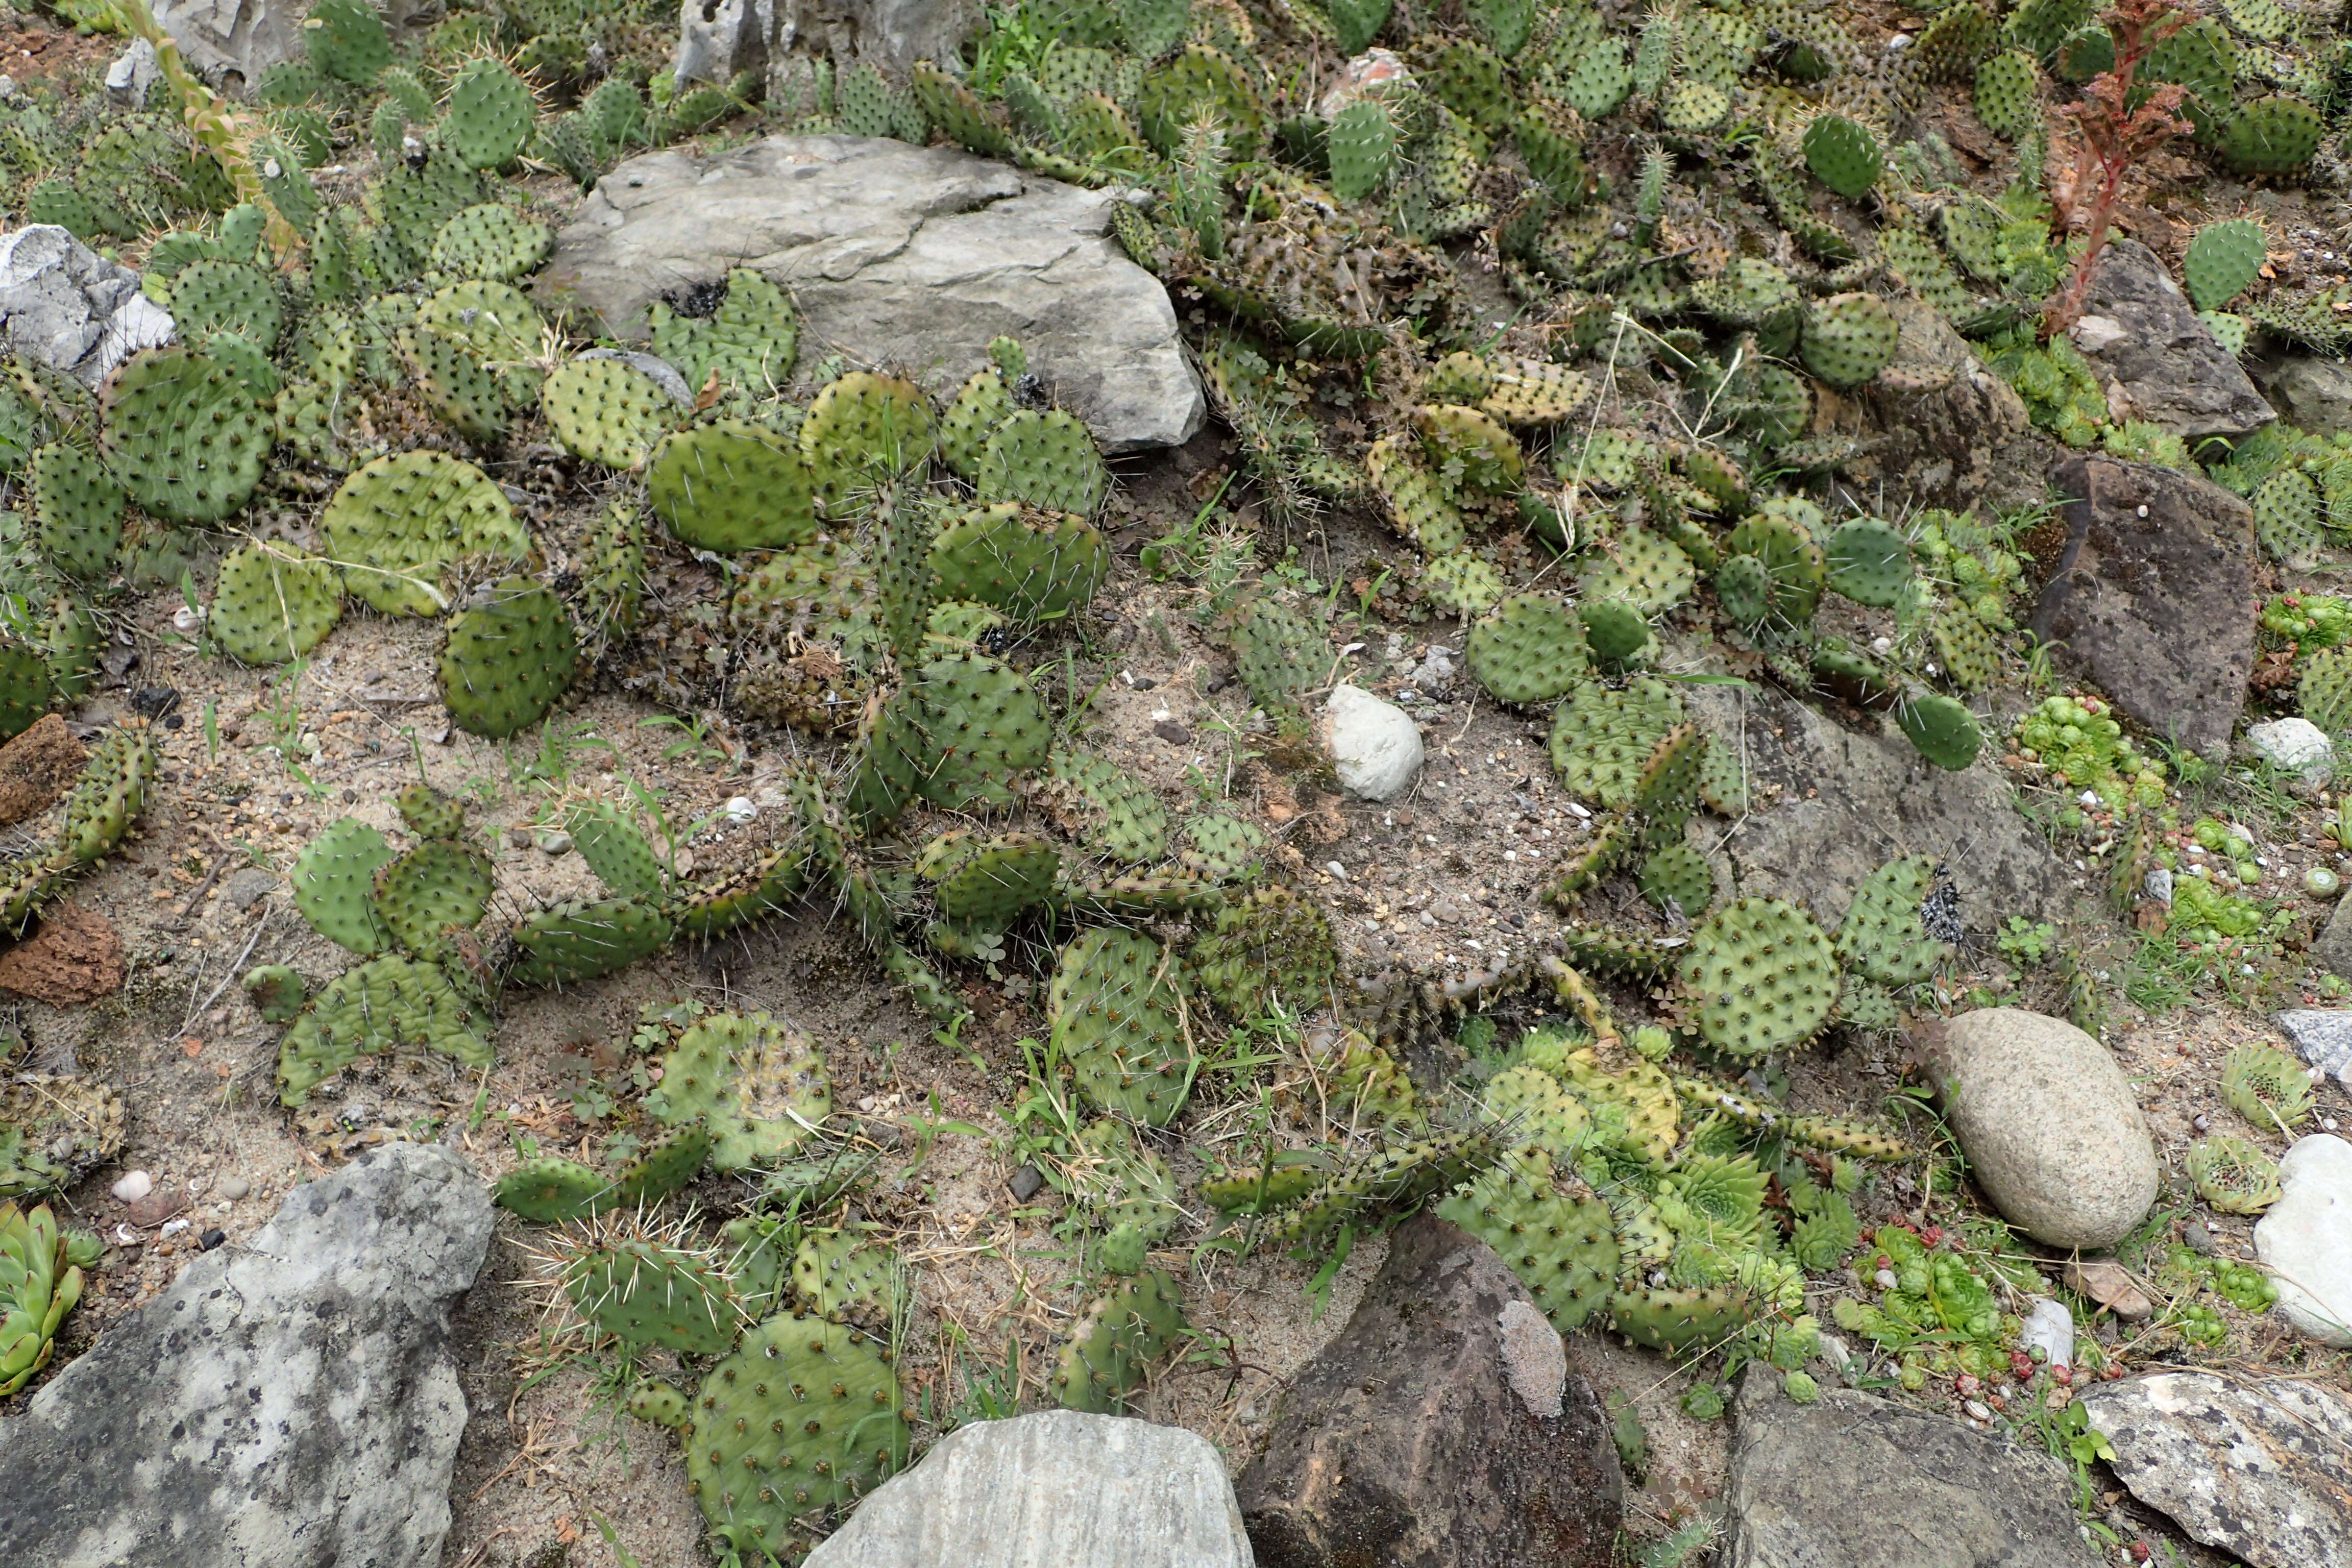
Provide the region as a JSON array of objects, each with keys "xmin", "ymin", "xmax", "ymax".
[
  {"xmin": 920, "ymin": 830, "xmax": 1060, "ymax": 927},
  {"xmin": 1051, "ymin": 927, "xmax": 1193, "ymax": 1125},
  {"xmin": 437, "ymin": 578, "xmax": 580, "ymax": 738},
  {"xmin": 292, "ymin": 816, "xmax": 399, "ymax": 954},
  {"xmin": 320, "ymin": 451, "xmax": 528, "ymax": 616},
  {"xmin": 1232, "ymin": 596, "xmax": 1324, "ymax": 719},
  {"xmin": 1679, "ymin": 897, "xmax": 1839, "ymax": 1058},
  {"xmin": 800, "ymin": 371, "xmax": 937, "ymax": 517},
  {"xmin": 99, "ymin": 345, "xmax": 271, "ymax": 523},
  {"xmin": 207, "ymin": 541, "xmax": 344, "ymax": 666},
  {"xmin": 1045, "ymin": 746, "xmax": 1169, "ymax": 863},
  {"xmin": 1188, "ymin": 885, "xmax": 1338, "ymax": 1016},
  {"xmin": 1052, "ymin": 1267, "xmax": 1186, "ymax": 1412},
  {"xmin": 649, "ymin": 269, "xmax": 800, "ymax": 394},
  {"xmin": 507, "ymin": 897, "xmax": 673, "ymax": 986},
  {"xmin": 792, "ymin": 1229, "xmax": 896, "ymax": 1318},
  {"xmin": 645, "ymin": 1012, "xmax": 833, "ymax": 1171},
  {"xmin": 1467, "ymin": 593, "xmax": 1591, "ymax": 705},
  {"xmin": 647, "ymin": 420, "xmax": 821, "ymax": 553},
  {"xmin": 1800, "ymin": 293, "xmax": 1900, "ymax": 388},
  {"xmin": 496, "ymin": 1158, "xmax": 612, "ymax": 1222},
  {"xmin": 1437, "ymin": 1147, "xmax": 1619, "ymax": 1331},
  {"xmin": 428, "ymin": 202, "xmax": 554, "ymax": 282},
  {"xmin": 928, "ymin": 503, "xmax": 1109, "ymax": 623},
  {"xmin": 1549, "ymin": 677, "xmax": 1684, "ymax": 809},
  {"xmin": 685, "ymin": 1312, "xmax": 909, "ymax": 1552},
  {"xmin": 564, "ymin": 1235, "xmax": 744, "ymax": 1354},
  {"xmin": 1895, "ymin": 694, "xmax": 1983, "ymax": 770},
  {"xmin": 276, "ymin": 953, "xmax": 494, "ymax": 1104},
  {"xmin": 1823, "ymin": 518, "xmax": 1912, "ymax": 609},
  {"xmin": 542, "ymin": 359, "xmax": 677, "ymax": 469},
  {"xmin": 975, "ymin": 408, "xmax": 1109, "ymax": 516},
  {"xmin": 29, "ymin": 442, "xmax": 122, "ymax": 578},
  {"xmin": 443, "ymin": 59, "xmax": 535, "ymax": 170},
  {"xmin": 2183, "ymin": 218, "xmax": 2266, "ymax": 313},
  {"xmin": 370, "ymin": 839, "xmax": 494, "ymax": 959},
  {"xmin": 1833, "ymin": 855, "xmax": 1945, "ymax": 985}
]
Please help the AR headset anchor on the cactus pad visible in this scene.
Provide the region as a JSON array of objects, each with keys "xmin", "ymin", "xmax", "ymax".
[
  {"xmin": 276, "ymin": 953, "xmax": 493, "ymax": 1104},
  {"xmin": 1467, "ymin": 593, "xmax": 1591, "ymax": 704},
  {"xmin": 1833, "ymin": 855, "xmax": 1944, "ymax": 985},
  {"xmin": 1188, "ymin": 885, "xmax": 1338, "ymax": 1016},
  {"xmin": 1053, "ymin": 1267, "xmax": 1186, "ymax": 1412},
  {"xmin": 975, "ymin": 408, "xmax": 1109, "ymax": 516},
  {"xmin": 542, "ymin": 359, "xmax": 676, "ymax": 469},
  {"xmin": 800, "ymin": 372, "xmax": 937, "ymax": 516},
  {"xmin": 929, "ymin": 503, "xmax": 1109, "ymax": 623},
  {"xmin": 1679, "ymin": 897, "xmax": 1839, "ymax": 1058},
  {"xmin": 321, "ymin": 451, "xmax": 528, "ymax": 617},
  {"xmin": 646, "ymin": 1011, "xmax": 833, "ymax": 1170},
  {"xmin": 99, "ymin": 346, "xmax": 271, "ymax": 523},
  {"xmin": 292, "ymin": 816, "xmax": 399, "ymax": 954},
  {"xmin": 508, "ymin": 898, "xmax": 672, "ymax": 986},
  {"xmin": 647, "ymin": 420, "xmax": 821, "ymax": 552},
  {"xmin": 208, "ymin": 541, "xmax": 344, "ymax": 665},
  {"xmin": 438, "ymin": 578, "xmax": 580, "ymax": 738},
  {"xmin": 1801, "ymin": 293, "xmax": 1900, "ymax": 388},
  {"xmin": 2183, "ymin": 219, "xmax": 2266, "ymax": 313},
  {"xmin": 1823, "ymin": 518, "xmax": 1912, "ymax": 608},
  {"xmin": 1051, "ymin": 927, "xmax": 1193, "ymax": 1125},
  {"xmin": 565, "ymin": 1236, "xmax": 744, "ymax": 1354},
  {"xmin": 1549, "ymin": 677, "xmax": 1685, "ymax": 809},
  {"xmin": 370, "ymin": 840, "xmax": 494, "ymax": 958},
  {"xmin": 1895, "ymin": 695, "xmax": 1983, "ymax": 770}
]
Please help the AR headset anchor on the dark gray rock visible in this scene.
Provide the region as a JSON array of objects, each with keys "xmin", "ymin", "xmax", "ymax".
[
  {"xmin": 2069, "ymin": 239, "xmax": 2274, "ymax": 441},
  {"xmin": 2032, "ymin": 454, "xmax": 2259, "ymax": 758},
  {"xmin": 215, "ymin": 866, "xmax": 278, "ymax": 912},
  {"xmin": 1914, "ymin": 1008, "xmax": 2160, "ymax": 1248},
  {"xmin": 802, "ymin": 1410, "xmax": 1251, "ymax": 1567},
  {"xmin": 2078, "ymin": 1372, "xmax": 2352, "ymax": 1568},
  {"xmin": 1838, "ymin": 297, "xmax": 2056, "ymax": 514},
  {"xmin": 2310, "ymin": 900, "xmax": 2352, "ymax": 984},
  {"xmin": 1706, "ymin": 685, "xmax": 2074, "ymax": 929},
  {"xmin": 1727, "ymin": 1367, "xmax": 2102, "ymax": 1567},
  {"xmin": 0, "ymin": 1140, "xmax": 494, "ymax": 1568},
  {"xmin": 1236, "ymin": 1213, "xmax": 1622, "ymax": 1568},
  {"xmin": 2249, "ymin": 352, "xmax": 2352, "ymax": 437},
  {"xmin": 0, "ymin": 226, "xmax": 175, "ymax": 386},
  {"xmin": 540, "ymin": 134, "xmax": 1201, "ymax": 452}
]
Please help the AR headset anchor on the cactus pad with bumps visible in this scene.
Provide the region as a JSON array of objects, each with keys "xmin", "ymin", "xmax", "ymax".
[
  {"xmin": 542, "ymin": 359, "xmax": 676, "ymax": 469},
  {"xmin": 1051, "ymin": 927, "xmax": 1193, "ymax": 1125},
  {"xmin": 1053, "ymin": 1267, "xmax": 1186, "ymax": 1412},
  {"xmin": 276, "ymin": 953, "xmax": 493, "ymax": 1104},
  {"xmin": 321, "ymin": 451, "xmax": 528, "ymax": 617},
  {"xmin": 975, "ymin": 408, "xmax": 1109, "ymax": 516},
  {"xmin": 646, "ymin": 421, "xmax": 821, "ymax": 553},
  {"xmin": 1549, "ymin": 677, "xmax": 1685, "ymax": 809},
  {"xmin": 508, "ymin": 898, "xmax": 673, "ymax": 986},
  {"xmin": 929, "ymin": 503, "xmax": 1109, "ymax": 623},
  {"xmin": 437, "ymin": 578, "xmax": 580, "ymax": 738},
  {"xmin": 99, "ymin": 346, "xmax": 271, "ymax": 523},
  {"xmin": 646, "ymin": 1012, "xmax": 833, "ymax": 1171},
  {"xmin": 1468, "ymin": 593, "xmax": 1591, "ymax": 704},
  {"xmin": 1437, "ymin": 1147, "xmax": 1619, "ymax": 1331},
  {"xmin": 1679, "ymin": 897, "xmax": 1838, "ymax": 1058},
  {"xmin": 208, "ymin": 541, "xmax": 345, "ymax": 666},
  {"xmin": 800, "ymin": 372, "xmax": 937, "ymax": 517},
  {"xmin": 565, "ymin": 1237, "xmax": 743, "ymax": 1354},
  {"xmin": 292, "ymin": 816, "xmax": 400, "ymax": 954}
]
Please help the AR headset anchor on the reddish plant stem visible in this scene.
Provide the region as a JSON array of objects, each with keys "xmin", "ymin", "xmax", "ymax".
[{"xmin": 2043, "ymin": 0, "xmax": 2194, "ymax": 337}]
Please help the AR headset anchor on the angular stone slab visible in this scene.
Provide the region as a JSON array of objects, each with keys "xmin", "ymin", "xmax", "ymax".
[
  {"xmin": 2078, "ymin": 1373, "xmax": 2352, "ymax": 1568},
  {"xmin": 1727, "ymin": 1369, "xmax": 2102, "ymax": 1567},
  {"xmin": 0, "ymin": 1140, "xmax": 494, "ymax": 1568},
  {"xmin": 803, "ymin": 1410, "xmax": 1251, "ymax": 1567},
  {"xmin": 2070, "ymin": 239, "xmax": 2274, "ymax": 441},
  {"xmin": 2253, "ymin": 1133, "xmax": 2352, "ymax": 1346},
  {"xmin": 2033, "ymin": 453, "xmax": 2259, "ymax": 758},
  {"xmin": 538, "ymin": 135, "xmax": 1203, "ymax": 453}
]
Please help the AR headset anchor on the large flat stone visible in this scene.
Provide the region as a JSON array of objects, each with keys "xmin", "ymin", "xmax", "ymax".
[
  {"xmin": 1727, "ymin": 1369, "xmax": 2102, "ymax": 1567},
  {"xmin": 2078, "ymin": 1373, "xmax": 2352, "ymax": 1568},
  {"xmin": 1709, "ymin": 685, "xmax": 2073, "ymax": 929},
  {"xmin": 0, "ymin": 1140, "xmax": 494, "ymax": 1568},
  {"xmin": 2252, "ymin": 1133, "xmax": 2352, "ymax": 1346},
  {"xmin": 2070, "ymin": 239, "xmax": 2274, "ymax": 441},
  {"xmin": 1237, "ymin": 1212, "xmax": 1622, "ymax": 1568},
  {"xmin": 538, "ymin": 134, "xmax": 1202, "ymax": 452},
  {"xmin": 2033, "ymin": 454, "xmax": 2259, "ymax": 758},
  {"xmin": 803, "ymin": 1410, "xmax": 1251, "ymax": 1567}
]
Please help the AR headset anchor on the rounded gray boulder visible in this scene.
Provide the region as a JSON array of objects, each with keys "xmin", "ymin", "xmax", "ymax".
[{"xmin": 1917, "ymin": 1007, "xmax": 2160, "ymax": 1248}]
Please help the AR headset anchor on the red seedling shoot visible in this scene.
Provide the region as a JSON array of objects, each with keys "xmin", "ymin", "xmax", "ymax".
[{"xmin": 2045, "ymin": 0, "xmax": 2195, "ymax": 336}]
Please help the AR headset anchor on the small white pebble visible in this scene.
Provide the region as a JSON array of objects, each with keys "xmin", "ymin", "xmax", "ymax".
[
  {"xmin": 1465, "ymin": 939, "xmax": 1483, "ymax": 950},
  {"xmin": 112, "ymin": 1170, "xmax": 153, "ymax": 1204},
  {"xmin": 113, "ymin": 1224, "xmax": 138, "ymax": 1246},
  {"xmin": 1966, "ymin": 1399, "xmax": 1994, "ymax": 1422},
  {"xmin": 2325, "ymin": 1116, "xmax": 2341, "ymax": 1131},
  {"xmin": 722, "ymin": 796, "xmax": 756, "ymax": 822},
  {"xmin": 1364, "ymin": 919, "xmax": 1381, "ymax": 933},
  {"xmin": 2136, "ymin": 504, "xmax": 2149, "ymax": 518},
  {"xmin": 1875, "ymin": 1268, "xmax": 1900, "ymax": 1290},
  {"xmin": 1871, "ymin": 636, "xmax": 1893, "ymax": 654},
  {"xmin": 173, "ymin": 605, "xmax": 203, "ymax": 632},
  {"xmin": 1504, "ymin": 850, "xmax": 1517, "ymax": 861},
  {"xmin": 1888, "ymin": 31, "xmax": 1910, "ymax": 47},
  {"xmin": 1327, "ymin": 861, "xmax": 1348, "ymax": 878},
  {"xmin": 1569, "ymin": 802, "xmax": 1592, "ymax": 819}
]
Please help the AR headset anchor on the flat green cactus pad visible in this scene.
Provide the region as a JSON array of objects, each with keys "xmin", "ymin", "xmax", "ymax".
[
  {"xmin": 928, "ymin": 503, "xmax": 1110, "ymax": 623},
  {"xmin": 292, "ymin": 815, "xmax": 399, "ymax": 954},
  {"xmin": 276, "ymin": 953, "xmax": 493, "ymax": 1104},
  {"xmin": 646, "ymin": 420, "xmax": 822, "ymax": 553},
  {"xmin": 208, "ymin": 541, "xmax": 344, "ymax": 666},
  {"xmin": 1679, "ymin": 897, "xmax": 1839, "ymax": 1058},
  {"xmin": 438, "ymin": 578, "xmax": 580, "ymax": 738},
  {"xmin": 1051, "ymin": 927, "xmax": 1194, "ymax": 1125},
  {"xmin": 645, "ymin": 1011, "xmax": 833, "ymax": 1171},
  {"xmin": 507, "ymin": 897, "xmax": 672, "ymax": 986},
  {"xmin": 319, "ymin": 451, "xmax": 528, "ymax": 617}
]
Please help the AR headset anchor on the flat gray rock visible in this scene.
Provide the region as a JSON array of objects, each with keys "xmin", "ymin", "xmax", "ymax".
[
  {"xmin": 2033, "ymin": 454, "xmax": 2259, "ymax": 758},
  {"xmin": 2078, "ymin": 1372, "xmax": 2352, "ymax": 1568},
  {"xmin": 2069, "ymin": 239, "xmax": 2274, "ymax": 441},
  {"xmin": 538, "ymin": 135, "xmax": 1202, "ymax": 452},
  {"xmin": 1711, "ymin": 685, "xmax": 2073, "ymax": 927},
  {"xmin": 802, "ymin": 1410, "xmax": 1250, "ymax": 1568},
  {"xmin": 0, "ymin": 225, "xmax": 175, "ymax": 386},
  {"xmin": 1914, "ymin": 1008, "xmax": 2159, "ymax": 1248},
  {"xmin": 1727, "ymin": 1369, "xmax": 2101, "ymax": 1567},
  {"xmin": 0, "ymin": 1140, "xmax": 494, "ymax": 1568},
  {"xmin": 2252, "ymin": 352, "xmax": 2352, "ymax": 436},
  {"xmin": 2252, "ymin": 1133, "xmax": 2352, "ymax": 1346},
  {"xmin": 2275, "ymin": 1009, "xmax": 2352, "ymax": 1088}
]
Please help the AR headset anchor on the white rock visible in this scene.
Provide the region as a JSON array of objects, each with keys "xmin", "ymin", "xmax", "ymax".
[
  {"xmin": 2245, "ymin": 717, "xmax": 2334, "ymax": 781},
  {"xmin": 722, "ymin": 795, "xmax": 757, "ymax": 822},
  {"xmin": 104, "ymin": 37, "xmax": 159, "ymax": 107},
  {"xmin": 2255, "ymin": 1134, "xmax": 2352, "ymax": 1345},
  {"xmin": 1494, "ymin": 1300, "xmax": 1565, "ymax": 1418},
  {"xmin": 111, "ymin": 1170, "xmax": 153, "ymax": 1203},
  {"xmin": 0, "ymin": 225, "xmax": 175, "ymax": 386},
  {"xmin": 1320, "ymin": 684, "xmax": 1424, "ymax": 802},
  {"xmin": 2071, "ymin": 314, "xmax": 2129, "ymax": 354},
  {"xmin": 2020, "ymin": 1296, "xmax": 2074, "ymax": 1369},
  {"xmin": 802, "ymin": 1410, "xmax": 1251, "ymax": 1568}
]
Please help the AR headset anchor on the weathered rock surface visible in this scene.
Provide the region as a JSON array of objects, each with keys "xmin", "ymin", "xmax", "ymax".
[
  {"xmin": 1711, "ymin": 686, "xmax": 2072, "ymax": 925},
  {"xmin": 675, "ymin": 0, "xmax": 983, "ymax": 93},
  {"xmin": 802, "ymin": 1410, "xmax": 1251, "ymax": 1567},
  {"xmin": 1842, "ymin": 297, "xmax": 2053, "ymax": 514},
  {"xmin": 2032, "ymin": 454, "xmax": 2259, "ymax": 758},
  {"xmin": 1914, "ymin": 1008, "xmax": 2159, "ymax": 1248},
  {"xmin": 0, "ymin": 714, "xmax": 86, "ymax": 826},
  {"xmin": 0, "ymin": 1140, "xmax": 494, "ymax": 1568},
  {"xmin": 2245, "ymin": 716, "xmax": 2333, "ymax": 780},
  {"xmin": 2275, "ymin": 1009, "xmax": 2352, "ymax": 1088},
  {"xmin": 539, "ymin": 134, "xmax": 1200, "ymax": 451},
  {"xmin": 2078, "ymin": 1372, "xmax": 2352, "ymax": 1568},
  {"xmin": 2252, "ymin": 1133, "xmax": 2352, "ymax": 1346},
  {"xmin": 0, "ymin": 225, "xmax": 175, "ymax": 386},
  {"xmin": 152, "ymin": 0, "xmax": 305, "ymax": 90},
  {"xmin": 1236, "ymin": 1212, "xmax": 1621, "ymax": 1568},
  {"xmin": 1727, "ymin": 1368, "xmax": 2102, "ymax": 1567},
  {"xmin": 2250, "ymin": 351, "xmax": 2352, "ymax": 437},
  {"xmin": 1322, "ymin": 683, "xmax": 1424, "ymax": 802},
  {"xmin": 2069, "ymin": 240, "xmax": 2275, "ymax": 440},
  {"xmin": 0, "ymin": 903, "xmax": 125, "ymax": 1004}
]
